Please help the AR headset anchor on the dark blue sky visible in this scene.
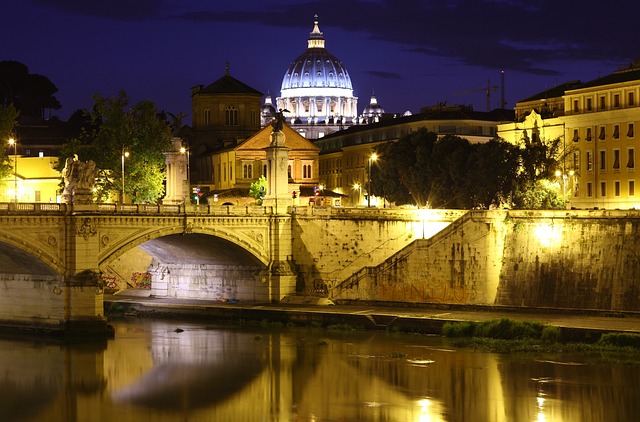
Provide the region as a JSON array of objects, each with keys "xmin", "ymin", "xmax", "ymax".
[{"xmin": 3, "ymin": 0, "xmax": 639, "ymax": 123}]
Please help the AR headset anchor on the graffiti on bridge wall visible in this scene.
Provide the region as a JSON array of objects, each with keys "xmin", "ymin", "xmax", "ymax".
[
  {"xmin": 378, "ymin": 280, "xmax": 477, "ymax": 304},
  {"xmin": 131, "ymin": 272, "xmax": 152, "ymax": 289}
]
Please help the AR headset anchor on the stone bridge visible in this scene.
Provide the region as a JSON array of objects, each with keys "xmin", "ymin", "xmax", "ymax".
[{"xmin": 0, "ymin": 202, "xmax": 460, "ymax": 335}]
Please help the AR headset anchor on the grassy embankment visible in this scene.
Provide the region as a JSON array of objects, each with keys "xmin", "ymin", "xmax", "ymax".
[{"xmin": 442, "ymin": 317, "xmax": 640, "ymax": 360}]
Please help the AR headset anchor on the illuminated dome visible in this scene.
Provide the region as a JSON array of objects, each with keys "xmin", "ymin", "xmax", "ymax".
[
  {"xmin": 361, "ymin": 93, "xmax": 385, "ymax": 123},
  {"xmin": 277, "ymin": 15, "xmax": 358, "ymax": 133}
]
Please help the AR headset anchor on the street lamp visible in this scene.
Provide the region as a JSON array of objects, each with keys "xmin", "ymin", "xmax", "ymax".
[
  {"xmin": 7, "ymin": 137, "xmax": 17, "ymax": 205},
  {"xmin": 367, "ymin": 152, "xmax": 378, "ymax": 207},
  {"xmin": 180, "ymin": 142, "xmax": 190, "ymax": 204},
  {"xmin": 121, "ymin": 148, "xmax": 129, "ymax": 203},
  {"xmin": 353, "ymin": 182, "xmax": 361, "ymax": 206}
]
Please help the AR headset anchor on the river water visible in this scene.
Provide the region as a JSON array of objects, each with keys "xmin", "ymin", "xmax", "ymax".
[{"xmin": 1, "ymin": 318, "xmax": 638, "ymax": 422}]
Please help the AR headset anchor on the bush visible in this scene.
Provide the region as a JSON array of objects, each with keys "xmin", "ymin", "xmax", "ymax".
[
  {"xmin": 541, "ymin": 326, "xmax": 562, "ymax": 343},
  {"xmin": 442, "ymin": 318, "xmax": 546, "ymax": 341},
  {"xmin": 598, "ymin": 333, "xmax": 640, "ymax": 349},
  {"xmin": 442, "ymin": 321, "xmax": 475, "ymax": 337}
]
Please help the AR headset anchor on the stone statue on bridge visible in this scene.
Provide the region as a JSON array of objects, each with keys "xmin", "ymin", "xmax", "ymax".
[{"xmin": 62, "ymin": 155, "xmax": 99, "ymax": 204}]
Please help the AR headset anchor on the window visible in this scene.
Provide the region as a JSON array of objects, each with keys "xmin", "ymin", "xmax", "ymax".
[
  {"xmin": 600, "ymin": 181, "xmax": 607, "ymax": 197},
  {"xmin": 573, "ymin": 151, "xmax": 580, "ymax": 171},
  {"xmin": 586, "ymin": 127, "xmax": 592, "ymax": 141},
  {"xmin": 586, "ymin": 151, "xmax": 593, "ymax": 171},
  {"xmin": 615, "ymin": 181, "xmax": 621, "ymax": 196},
  {"xmin": 630, "ymin": 180, "xmax": 635, "ymax": 196},
  {"xmin": 573, "ymin": 99, "xmax": 579, "ymax": 112},
  {"xmin": 586, "ymin": 98, "xmax": 592, "ymax": 111},
  {"xmin": 303, "ymin": 164, "xmax": 312, "ymax": 179},
  {"xmin": 243, "ymin": 163, "xmax": 253, "ymax": 179},
  {"xmin": 587, "ymin": 182, "xmax": 593, "ymax": 197},
  {"xmin": 629, "ymin": 92, "xmax": 635, "ymax": 107},
  {"xmin": 628, "ymin": 148, "xmax": 635, "ymax": 169},
  {"xmin": 600, "ymin": 96, "xmax": 606, "ymax": 110},
  {"xmin": 628, "ymin": 123, "xmax": 635, "ymax": 138},
  {"xmin": 613, "ymin": 125, "xmax": 620, "ymax": 139},
  {"xmin": 614, "ymin": 94, "xmax": 620, "ymax": 108},
  {"xmin": 263, "ymin": 164, "xmax": 267, "ymax": 178},
  {"xmin": 204, "ymin": 109, "xmax": 211, "ymax": 125},
  {"xmin": 572, "ymin": 129, "xmax": 579, "ymax": 142},
  {"xmin": 599, "ymin": 126, "xmax": 606, "ymax": 140},
  {"xmin": 599, "ymin": 150, "xmax": 606, "ymax": 171},
  {"xmin": 613, "ymin": 149, "xmax": 620, "ymax": 170},
  {"xmin": 229, "ymin": 165, "xmax": 232, "ymax": 180},
  {"xmin": 287, "ymin": 165, "xmax": 292, "ymax": 178},
  {"xmin": 225, "ymin": 106, "xmax": 238, "ymax": 126}
]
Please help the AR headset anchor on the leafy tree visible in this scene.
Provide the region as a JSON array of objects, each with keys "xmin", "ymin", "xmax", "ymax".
[
  {"xmin": 0, "ymin": 104, "xmax": 19, "ymax": 182},
  {"xmin": 58, "ymin": 91, "xmax": 172, "ymax": 203},
  {"xmin": 511, "ymin": 137, "xmax": 564, "ymax": 209},
  {"xmin": 249, "ymin": 176, "xmax": 267, "ymax": 205},
  {"xmin": 0, "ymin": 61, "xmax": 61, "ymax": 119},
  {"xmin": 463, "ymin": 139, "xmax": 520, "ymax": 208}
]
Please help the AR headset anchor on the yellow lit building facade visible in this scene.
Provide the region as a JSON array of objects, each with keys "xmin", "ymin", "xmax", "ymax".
[
  {"xmin": 1, "ymin": 155, "xmax": 60, "ymax": 203},
  {"xmin": 498, "ymin": 63, "xmax": 640, "ymax": 210}
]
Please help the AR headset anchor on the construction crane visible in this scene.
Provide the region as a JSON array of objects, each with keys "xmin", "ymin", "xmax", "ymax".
[{"xmin": 454, "ymin": 79, "xmax": 498, "ymax": 111}]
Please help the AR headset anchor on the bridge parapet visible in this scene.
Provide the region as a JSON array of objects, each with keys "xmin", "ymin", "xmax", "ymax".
[
  {"xmin": 291, "ymin": 206, "xmax": 466, "ymax": 221},
  {"xmin": 0, "ymin": 202, "xmax": 277, "ymax": 216}
]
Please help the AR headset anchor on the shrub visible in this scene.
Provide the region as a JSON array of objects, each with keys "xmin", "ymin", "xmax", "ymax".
[{"xmin": 598, "ymin": 333, "xmax": 640, "ymax": 349}]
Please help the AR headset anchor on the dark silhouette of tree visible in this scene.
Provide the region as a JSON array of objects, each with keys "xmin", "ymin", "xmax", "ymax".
[
  {"xmin": 371, "ymin": 129, "xmax": 559, "ymax": 209},
  {"xmin": 0, "ymin": 61, "xmax": 61, "ymax": 120},
  {"xmin": 0, "ymin": 104, "xmax": 19, "ymax": 181}
]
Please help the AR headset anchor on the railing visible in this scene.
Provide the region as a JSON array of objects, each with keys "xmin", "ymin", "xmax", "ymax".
[{"xmin": 0, "ymin": 202, "xmax": 278, "ymax": 216}]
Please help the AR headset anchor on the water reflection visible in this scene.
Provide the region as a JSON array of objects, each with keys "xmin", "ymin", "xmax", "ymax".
[{"xmin": 0, "ymin": 320, "xmax": 639, "ymax": 421}]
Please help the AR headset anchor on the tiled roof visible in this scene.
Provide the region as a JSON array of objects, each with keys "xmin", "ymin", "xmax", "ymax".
[{"xmin": 196, "ymin": 73, "xmax": 262, "ymax": 96}]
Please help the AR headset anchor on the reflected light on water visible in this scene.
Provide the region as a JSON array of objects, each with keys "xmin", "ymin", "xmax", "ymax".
[
  {"xmin": 415, "ymin": 397, "xmax": 445, "ymax": 422},
  {"xmin": 536, "ymin": 396, "xmax": 547, "ymax": 422}
]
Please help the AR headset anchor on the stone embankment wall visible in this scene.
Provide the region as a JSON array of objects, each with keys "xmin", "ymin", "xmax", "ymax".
[{"xmin": 305, "ymin": 209, "xmax": 640, "ymax": 311}]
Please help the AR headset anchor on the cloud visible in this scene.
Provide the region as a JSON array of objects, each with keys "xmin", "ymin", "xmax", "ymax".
[
  {"xmin": 31, "ymin": 0, "xmax": 166, "ymax": 21},
  {"xmin": 33, "ymin": 0, "xmax": 640, "ymax": 76},
  {"xmin": 365, "ymin": 70, "xmax": 403, "ymax": 80}
]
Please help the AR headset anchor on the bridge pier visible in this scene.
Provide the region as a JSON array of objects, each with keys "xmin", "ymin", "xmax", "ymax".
[
  {"xmin": 263, "ymin": 215, "xmax": 297, "ymax": 302},
  {"xmin": 61, "ymin": 216, "xmax": 112, "ymax": 337}
]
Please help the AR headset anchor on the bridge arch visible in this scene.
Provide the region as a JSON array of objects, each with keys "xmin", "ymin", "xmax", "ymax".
[
  {"xmin": 0, "ymin": 232, "xmax": 64, "ymax": 275},
  {"xmin": 98, "ymin": 223, "xmax": 271, "ymax": 268}
]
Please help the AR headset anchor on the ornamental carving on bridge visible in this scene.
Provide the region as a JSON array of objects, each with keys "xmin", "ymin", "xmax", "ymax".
[{"xmin": 76, "ymin": 218, "xmax": 97, "ymax": 240}]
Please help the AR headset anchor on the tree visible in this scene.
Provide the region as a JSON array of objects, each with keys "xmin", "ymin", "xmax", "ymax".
[
  {"xmin": 511, "ymin": 137, "xmax": 564, "ymax": 209},
  {"xmin": 58, "ymin": 91, "xmax": 172, "ymax": 203},
  {"xmin": 0, "ymin": 61, "xmax": 61, "ymax": 120},
  {"xmin": 0, "ymin": 104, "xmax": 19, "ymax": 182},
  {"xmin": 249, "ymin": 176, "xmax": 267, "ymax": 205}
]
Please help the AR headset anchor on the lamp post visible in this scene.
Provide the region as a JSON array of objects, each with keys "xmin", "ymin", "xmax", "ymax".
[
  {"xmin": 353, "ymin": 182, "xmax": 361, "ymax": 206},
  {"xmin": 367, "ymin": 152, "xmax": 377, "ymax": 207},
  {"xmin": 180, "ymin": 142, "xmax": 190, "ymax": 204},
  {"xmin": 121, "ymin": 148, "xmax": 129, "ymax": 203},
  {"xmin": 8, "ymin": 137, "xmax": 17, "ymax": 205}
]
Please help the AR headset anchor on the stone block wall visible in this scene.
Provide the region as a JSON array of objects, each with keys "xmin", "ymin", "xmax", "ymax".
[
  {"xmin": 0, "ymin": 274, "xmax": 66, "ymax": 327},
  {"xmin": 319, "ymin": 209, "xmax": 640, "ymax": 311},
  {"xmin": 153, "ymin": 263, "xmax": 266, "ymax": 302}
]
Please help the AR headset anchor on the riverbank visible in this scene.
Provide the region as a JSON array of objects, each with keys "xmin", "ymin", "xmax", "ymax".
[{"xmin": 104, "ymin": 293, "xmax": 640, "ymax": 342}]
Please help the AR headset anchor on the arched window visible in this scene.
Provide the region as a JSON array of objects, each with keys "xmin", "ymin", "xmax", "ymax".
[
  {"xmin": 303, "ymin": 164, "xmax": 312, "ymax": 179},
  {"xmin": 225, "ymin": 106, "xmax": 238, "ymax": 126},
  {"xmin": 243, "ymin": 163, "xmax": 253, "ymax": 179},
  {"xmin": 288, "ymin": 165, "xmax": 292, "ymax": 178}
]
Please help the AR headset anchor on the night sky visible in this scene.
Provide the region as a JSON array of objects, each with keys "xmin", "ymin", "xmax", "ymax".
[{"xmin": 3, "ymin": 0, "xmax": 639, "ymax": 123}]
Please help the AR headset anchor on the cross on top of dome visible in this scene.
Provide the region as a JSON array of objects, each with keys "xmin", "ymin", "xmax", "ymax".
[{"xmin": 308, "ymin": 14, "xmax": 325, "ymax": 49}]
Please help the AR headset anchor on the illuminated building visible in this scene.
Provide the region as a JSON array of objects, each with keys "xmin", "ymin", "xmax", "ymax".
[{"xmin": 276, "ymin": 15, "xmax": 358, "ymax": 140}]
